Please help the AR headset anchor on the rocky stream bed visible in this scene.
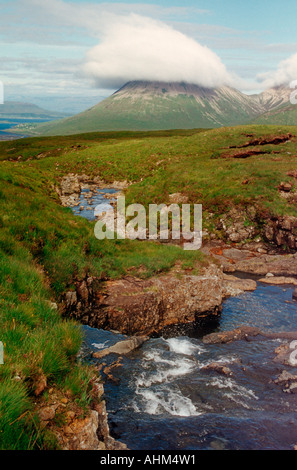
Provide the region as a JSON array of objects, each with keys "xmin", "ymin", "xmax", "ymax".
[{"xmin": 55, "ymin": 174, "xmax": 297, "ymax": 450}]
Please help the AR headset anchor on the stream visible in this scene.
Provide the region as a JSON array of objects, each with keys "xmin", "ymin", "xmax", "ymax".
[
  {"xmin": 72, "ymin": 186, "xmax": 297, "ymax": 450},
  {"xmin": 81, "ymin": 282, "xmax": 297, "ymax": 450}
]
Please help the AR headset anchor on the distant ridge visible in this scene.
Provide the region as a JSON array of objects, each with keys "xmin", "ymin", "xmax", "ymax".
[{"xmin": 0, "ymin": 101, "xmax": 70, "ymax": 120}]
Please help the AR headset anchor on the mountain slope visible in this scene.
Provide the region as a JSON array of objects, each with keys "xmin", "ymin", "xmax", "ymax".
[
  {"xmin": 252, "ymin": 85, "xmax": 297, "ymax": 125},
  {"xmin": 19, "ymin": 81, "xmax": 268, "ymax": 136}
]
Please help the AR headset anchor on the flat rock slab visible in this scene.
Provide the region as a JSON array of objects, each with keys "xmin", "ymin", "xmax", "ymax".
[
  {"xmin": 201, "ymin": 241, "xmax": 297, "ymax": 277},
  {"xmin": 91, "ymin": 264, "xmax": 224, "ymax": 335},
  {"xmin": 203, "ymin": 325, "xmax": 297, "ymax": 345},
  {"xmin": 202, "ymin": 326, "xmax": 261, "ymax": 344},
  {"xmin": 92, "ymin": 336, "xmax": 148, "ymax": 358},
  {"xmin": 259, "ymin": 276, "xmax": 297, "ymax": 286},
  {"xmin": 222, "ymin": 274, "xmax": 257, "ymax": 297}
]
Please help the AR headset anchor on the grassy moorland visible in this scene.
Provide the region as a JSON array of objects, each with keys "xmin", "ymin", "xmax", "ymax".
[{"xmin": 0, "ymin": 124, "xmax": 296, "ymax": 449}]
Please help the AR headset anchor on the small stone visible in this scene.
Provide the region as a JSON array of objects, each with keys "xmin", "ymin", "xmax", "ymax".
[
  {"xmin": 34, "ymin": 374, "xmax": 47, "ymax": 396},
  {"xmin": 66, "ymin": 411, "xmax": 76, "ymax": 421},
  {"xmin": 266, "ymin": 273, "xmax": 274, "ymax": 278},
  {"xmin": 65, "ymin": 291, "xmax": 77, "ymax": 307},
  {"xmin": 168, "ymin": 193, "xmax": 189, "ymax": 204},
  {"xmin": 38, "ymin": 406, "xmax": 56, "ymax": 422},
  {"xmin": 64, "ymin": 426, "xmax": 74, "ymax": 435},
  {"xmin": 47, "ymin": 301, "xmax": 58, "ymax": 310},
  {"xmin": 278, "ymin": 182, "xmax": 292, "ymax": 192}
]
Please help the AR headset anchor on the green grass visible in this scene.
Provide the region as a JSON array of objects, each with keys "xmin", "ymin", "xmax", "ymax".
[{"xmin": 0, "ymin": 123, "xmax": 296, "ymax": 448}]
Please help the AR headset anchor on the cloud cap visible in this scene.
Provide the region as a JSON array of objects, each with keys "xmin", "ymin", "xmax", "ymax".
[{"xmin": 82, "ymin": 14, "xmax": 236, "ymax": 89}]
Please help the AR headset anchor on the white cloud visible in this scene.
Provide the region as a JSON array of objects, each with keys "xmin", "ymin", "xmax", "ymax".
[
  {"xmin": 258, "ymin": 52, "xmax": 297, "ymax": 88},
  {"xmin": 82, "ymin": 13, "xmax": 236, "ymax": 89}
]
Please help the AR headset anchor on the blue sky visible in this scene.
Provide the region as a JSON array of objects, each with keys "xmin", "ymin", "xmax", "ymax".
[{"xmin": 1, "ymin": 0, "xmax": 297, "ymax": 112}]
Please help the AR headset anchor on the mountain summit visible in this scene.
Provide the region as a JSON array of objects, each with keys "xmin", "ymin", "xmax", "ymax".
[{"xmin": 15, "ymin": 81, "xmax": 295, "ymax": 136}]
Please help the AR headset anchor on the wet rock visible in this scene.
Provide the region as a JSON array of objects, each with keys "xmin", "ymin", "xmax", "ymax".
[
  {"xmin": 273, "ymin": 343, "xmax": 293, "ymax": 366},
  {"xmin": 228, "ymin": 253, "xmax": 297, "ymax": 276},
  {"xmin": 259, "ymin": 276, "xmax": 297, "ymax": 286},
  {"xmin": 202, "ymin": 326, "xmax": 261, "ymax": 344},
  {"xmin": 94, "ymin": 400, "xmax": 128, "ymax": 450},
  {"xmin": 87, "ymin": 264, "xmax": 224, "ymax": 336},
  {"xmin": 201, "ymin": 362, "xmax": 233, "ymax": 376},
  {"xmin": 284, "ymin": 383, "xmax": 297, "ymax": 394},
  {"xmin": 222, "ymin": 274, "xmax": 257, "ymax": 297},
  {"xmin": 102, "ymin": 358, "xmax": 123, "ymax": 383},
  {"xmin": 293, "ymin": 288, "xmax": 297, "ymax": 300},
  {"xmin": 204, "ymin": 326, "xmax": 297, "ymax": 346},
  {"xmin": 274, "ymin": 370, "xmax": 297, "ymax": 385},
  {"xmin": 93, "ymin": 336, "xmax": 148, "ymax": 359}
]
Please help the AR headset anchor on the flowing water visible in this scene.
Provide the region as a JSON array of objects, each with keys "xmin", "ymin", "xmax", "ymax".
[
  {"xmin": 73, "ymin": 188, "xmax": 297, "ymax": 449},
  {"xmin": 81, "ymin": 284, "xmax": 297, "ymax": 450}
]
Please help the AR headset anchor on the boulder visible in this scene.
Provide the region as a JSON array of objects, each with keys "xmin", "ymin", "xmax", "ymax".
[
  {"xmin": 201, "ymin": 362, "xmax": 233, "ymax": 376},
  {"xmin": 222, "ymin": 274, "xmax": 257, "ymax": 297},
  {"xmin": 88, "ymin": 264, "xmax": 224, "ymax": 335},
  {"xmin": 93, "ymin": 336, "xmax": 148, "ymax": 358},
  {"xmin": 274, "ymin": 370, "xmax": 297, "ymax": 385},
  {"xmin": 202, "ymin": 326, "xmax": 261, "ymax": 344},
  {"xmin": 259, "ymin": 277, "xmax": 297, "ymax": 286}
]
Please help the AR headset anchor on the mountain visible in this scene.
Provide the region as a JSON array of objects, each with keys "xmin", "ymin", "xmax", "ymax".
[
  {"xmin": 17, "ymin": 81, "xmax": 269, "ymax": 136},
  {"xmin": 251, "ymin": 85, "xmax": 297, "ymax": 125},
  {"xmin": 9, "ymin": 82, "xmax": 297, "ymax": 137},
  {"xmin": 251, "ymin": 86, "xmax": 297, "ymax": 125},
  {"xmin": 0, "ymin": 101, "xmax": 70, "ymax": 120},
  {"xmin": 255, "ymin": 85, "xmax": 292, "ymax": 110}
]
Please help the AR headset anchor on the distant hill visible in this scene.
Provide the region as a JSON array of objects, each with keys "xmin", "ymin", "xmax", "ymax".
[
  {"xmin": 16, "ymin": 81, "xmax": 269, "ymax": 136},
  {"xmin": 0, "ymin": 101, "xmax": 70, "ymax": 120}
]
